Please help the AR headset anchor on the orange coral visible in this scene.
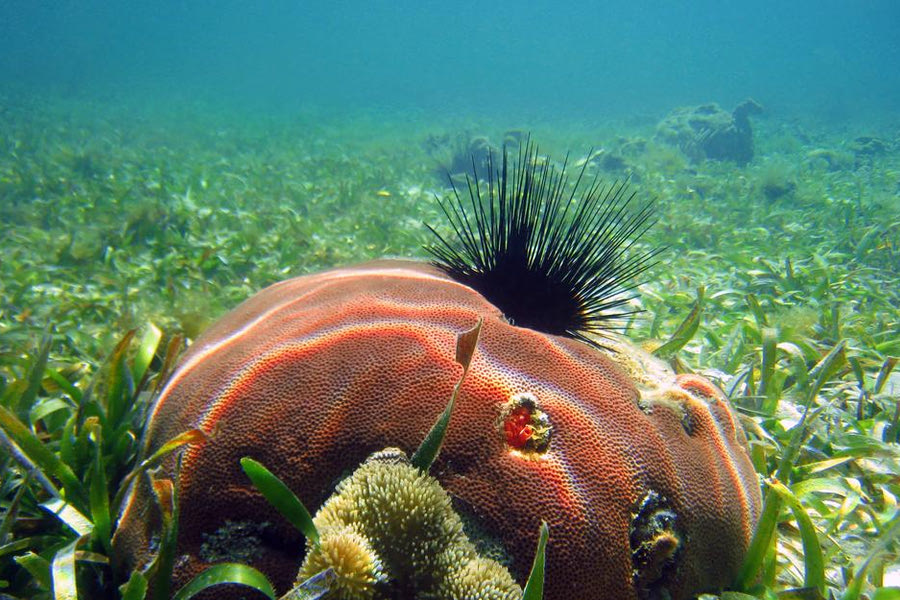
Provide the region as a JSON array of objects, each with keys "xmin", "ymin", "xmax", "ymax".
[{"xmin": 113, "ymin": 259, "xmax": 761, "ymax": 600}]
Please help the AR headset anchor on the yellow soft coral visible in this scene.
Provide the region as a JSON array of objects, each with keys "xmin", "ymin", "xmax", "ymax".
[
  {"xmin": 296, "ymin": 448, "xmax": 521, "ymax": 600},
  {"xmin": 300, "ymin": 525, "xmax": 384, "ymax": 600},
  {"xmin": 436, "ymin": 555, "xmax": 524, "ymax": 600}
]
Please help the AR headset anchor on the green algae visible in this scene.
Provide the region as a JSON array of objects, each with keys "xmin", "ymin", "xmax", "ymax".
[{"xmin": 1, "ymin": 93, "xmax": 898, "ymax": 598}]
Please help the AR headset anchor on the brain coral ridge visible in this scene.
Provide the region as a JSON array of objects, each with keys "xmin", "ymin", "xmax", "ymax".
[{"xmin": 112, "ymin": 259, "xmax": 762, "ymax": 600}]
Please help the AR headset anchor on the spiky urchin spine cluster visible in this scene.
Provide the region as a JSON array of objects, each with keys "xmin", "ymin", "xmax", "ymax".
[{"xmin": 426, "ymin": 139, "xmax": 661, "ymax": 343}]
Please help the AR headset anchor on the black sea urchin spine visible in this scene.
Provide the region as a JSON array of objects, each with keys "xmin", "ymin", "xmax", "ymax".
[{"xmin": 425, "ymin": 138, "xmax": 662, "ymax": 343}]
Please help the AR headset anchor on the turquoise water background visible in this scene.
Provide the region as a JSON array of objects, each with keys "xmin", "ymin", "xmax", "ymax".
[
  {"xmin": 1, "ymin": 5, "xmax": 900, "ymax": 597},
  {"xmin": 2, "ymin": 0, "xmax": 898, "ymax": 354},
  {"xmin": 2, "ymin": 1, "xmax": 898, "ymax": 120}
]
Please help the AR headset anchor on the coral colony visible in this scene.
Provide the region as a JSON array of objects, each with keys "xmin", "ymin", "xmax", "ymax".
[{"xmin": 113, "ymin": 141, "xmax": 761, "ymax": 600}]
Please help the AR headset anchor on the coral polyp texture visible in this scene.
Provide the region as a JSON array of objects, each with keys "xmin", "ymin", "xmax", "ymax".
[
  {"xmin": 113, "ymin": 259, "xmax": 761, "ymax": 600},
  {"xmin": 296, "ymin": 447, "xmax": 522, "ymax": 599}
]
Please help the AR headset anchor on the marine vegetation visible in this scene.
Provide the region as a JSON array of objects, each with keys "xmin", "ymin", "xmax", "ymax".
[
  {"xmin": 1, "ymin": 96, "xmax": 899, "ymax": 600},
  {"xmin": 655, "ymin": 99, "xmax": 763, "ymax": 165},
  {"xmin": 109, "ymin": 139, "xmax": 760, "ymax": 600}
]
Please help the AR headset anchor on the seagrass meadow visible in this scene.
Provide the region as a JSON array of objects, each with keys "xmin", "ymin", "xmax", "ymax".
[{"xmin": 1, "ymin": 93, "xmax": 899, "ymax": 600}]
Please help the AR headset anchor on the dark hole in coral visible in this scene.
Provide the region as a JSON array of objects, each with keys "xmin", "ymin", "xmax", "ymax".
[
  {"xmin": 199, "ymin": 520, "xmax": 272, "ymax": 563},
  {"xmin": 630, "ymin": 491, "xmax": 683, "ymax": 600}
]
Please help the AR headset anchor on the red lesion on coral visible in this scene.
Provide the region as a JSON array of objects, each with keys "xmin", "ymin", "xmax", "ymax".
[
  {"xmin": 500, "ymin": 393, "xmax": 551, "ymax": 454},
  {"xmin": 114, "ymin": 260, "xmax": 763, "ymax": 600},
  {"xmin": 504, "ymin": 406, "xmax": 535, "ymax": 448}
]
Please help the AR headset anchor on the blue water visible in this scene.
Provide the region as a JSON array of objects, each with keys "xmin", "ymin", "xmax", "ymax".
[{"xmin": 2, "ymin": 0, "xmax": 898, "ymax": 121}]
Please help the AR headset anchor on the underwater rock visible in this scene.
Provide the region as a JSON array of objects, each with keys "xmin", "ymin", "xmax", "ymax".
[
  {"xmin": 760, "ymin": 178, "xmax": 796, "ymax": 202},
  {"xmin": 806, "ymin": 148, "xmax": 853, "ymax": 172},
  {"xmin": 423, "ymin": 131, "xmax": 525, "ymax": 183},
  {"xmin": 112, "ymin": 259, "xmax": 761, "ymax": 600},
  {"xmin": 755, "ymin": 160, "xmax": 797, "ymax": 202},
  {"xmin": 655, "ymin": 99, "xmax": 763, "ymax": 165},
  {"xmin": 501, "ymin": 129, "xmax": 527, "ymax": 148},
  {"xmin": 849, "ymin": 135, "xmax": 889, "ymax": 157},
  {"xmin": 574, "ymin": 148, "xmax": 630, "ymax": 173},
  {"xmin": 423, "ymin": 132, "xmax": 497, "ymax": 181},
  {"xmin": 296, "ymin": 448, "xmax": 522, "ymax": 599},
  {"xmin": 618, "ymin": 136, "xmax": 649, "ymax": 158}
]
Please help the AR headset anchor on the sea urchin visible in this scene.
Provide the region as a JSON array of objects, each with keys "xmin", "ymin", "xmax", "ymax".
[
  {"xmin": 425, "ymin": 139, "xmax": 661, "ymax": 343},
  {"xmin": 114, "ymin": 136, "xmax": 760, "ymax": 600}
]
